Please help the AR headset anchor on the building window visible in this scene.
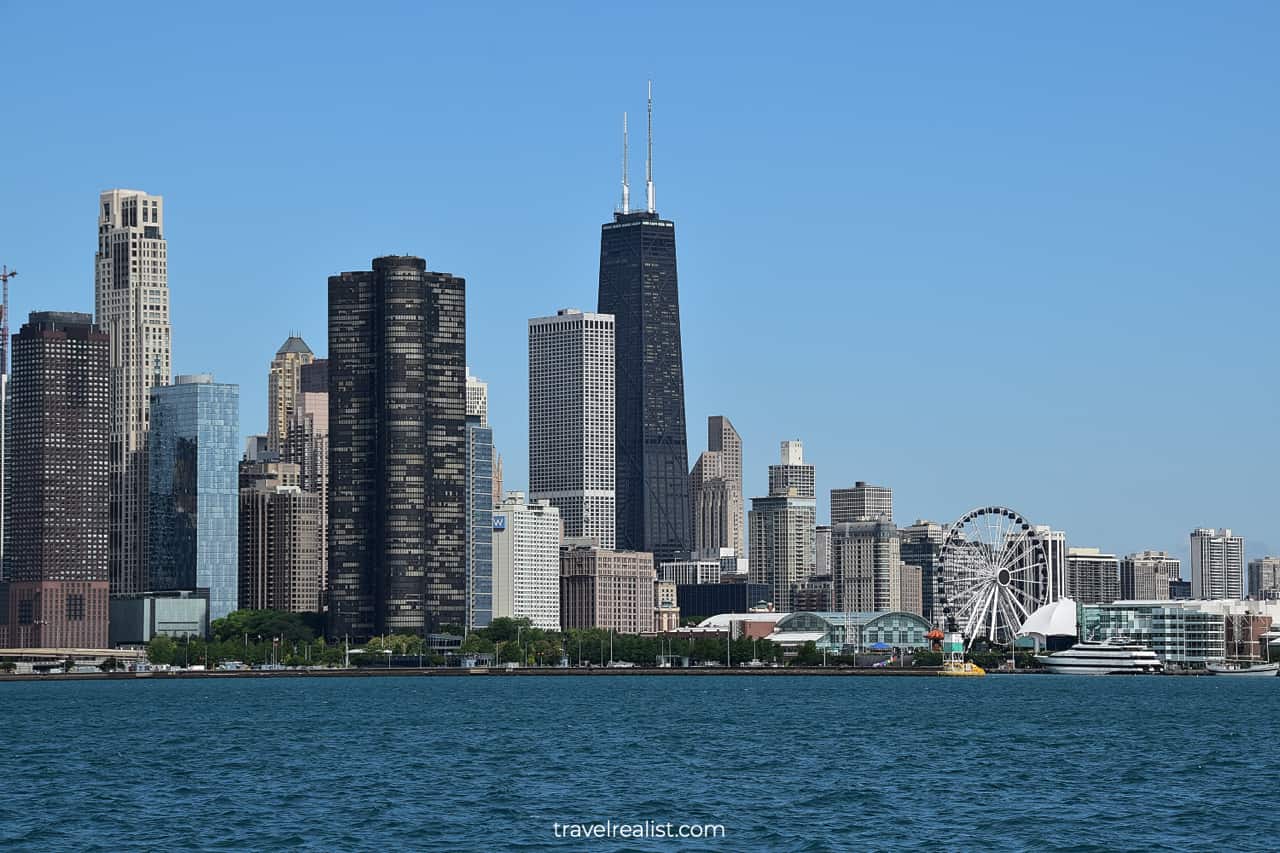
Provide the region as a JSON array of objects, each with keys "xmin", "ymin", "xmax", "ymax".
[
  {"xmin": 17, "ymin": 600, "xmax": 33, "ymax": 625},
  {"xmin": 67, "ymin": 594, "xmax": 86, "ymax": 621}
]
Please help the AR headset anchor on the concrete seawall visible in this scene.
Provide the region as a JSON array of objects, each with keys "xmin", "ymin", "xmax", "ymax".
[{"xmin": 0, "ymin": 665, "xmax": 1039, "ymax": 682}]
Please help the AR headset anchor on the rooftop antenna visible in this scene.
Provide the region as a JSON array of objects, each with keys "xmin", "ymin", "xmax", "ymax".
[
  {"xmin": 645, "ymin": 80, "xmax": 656, "ymax": 214},
  {"xmin": 621, "ymin": 112, "xmax": 630, "ymax": 214},
  {"xmin": 0, "ymin": 266, "xmax": 17, "ymax": 377}
]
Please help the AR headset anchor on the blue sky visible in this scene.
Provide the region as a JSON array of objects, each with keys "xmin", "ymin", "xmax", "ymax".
[{"xmin": 2, "ymin": 2, "xmax": 1277, "ymax": 565}]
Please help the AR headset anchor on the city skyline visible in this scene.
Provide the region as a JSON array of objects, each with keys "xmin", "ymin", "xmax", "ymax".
[{"xmin": 2, "ymin": 5, "xmax": 1278, "ymax": 563}]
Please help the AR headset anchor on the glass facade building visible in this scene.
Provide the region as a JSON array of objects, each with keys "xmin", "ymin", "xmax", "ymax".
[
  {"xmin": 148, "ymin": 375, "xmax": 240, "ymax": 622},
  {"xmin": 466, "ymin": 417, "xmax": 493, "ymax": 630},
  {"xmin": 598, "ymin": 210, "xmax": 691, "ymax": 562},
  {"xmin": 1079, "ymin": 603, "xmax": 1226, "ymax": 669},
  {"xmin": 675, "ymin": 583, "xmax": 772, "ymax": 622}
]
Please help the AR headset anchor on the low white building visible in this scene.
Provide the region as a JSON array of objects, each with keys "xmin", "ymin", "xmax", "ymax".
[{"xmin": 492, "ymin": 492, "xmax": 562, "ymax": 630}]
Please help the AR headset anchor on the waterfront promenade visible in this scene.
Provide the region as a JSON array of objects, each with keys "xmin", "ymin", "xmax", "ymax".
[{"xmin": 0, "ymin": 665, "xmax": 1035, "ymax": 682}]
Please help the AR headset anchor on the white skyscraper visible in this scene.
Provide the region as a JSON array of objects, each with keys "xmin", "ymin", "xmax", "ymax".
[
  {"xmin": 95, "ymin": 189, "xmax": 172, "ymax": 598},
  {"xmin": 1191, "ymin": 528, "xmax": 1244, "ymax": 599},
  {"xmin": 830, "ymin": 482, "xmax": 893, "ymax": 524},
  {"xmin": 1064, "ymin": 547, "xmax": 1120, "ymax": 604},
  {"xmin": 466, "ymin": 367, "xmax": 488, "ymax": 425},
  {"xmin": 1034, "ymin": 525, "xmax": 1067, "ymax": 602},
  {"xmin": 528, "ymin": 309, "xmax": 615, "ymax": 549},
  {"xmin": 749, "ymin": 441, "xmax": 817, "ymax": 611},
  {"xmin": 492, "ymin": 493, "xmax": 562, "ymax": 630},
  {"xmin": 767, "ymin": 440, "xmax": 815, "ymax": 498}
]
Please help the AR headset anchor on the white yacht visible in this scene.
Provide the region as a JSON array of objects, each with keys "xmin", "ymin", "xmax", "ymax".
[{"xmin": 1038, "ymin": 637, "xmax": 1164, "ymax": 675}]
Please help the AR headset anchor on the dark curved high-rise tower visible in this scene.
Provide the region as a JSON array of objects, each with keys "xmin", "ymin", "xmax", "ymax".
[
  {"xmin": 328, "ymin": 255, "xmax": 466, "ymax": 640},
  {"xmin": 597, "ymin": 85, "xmax": 691, "ymax": 563}
]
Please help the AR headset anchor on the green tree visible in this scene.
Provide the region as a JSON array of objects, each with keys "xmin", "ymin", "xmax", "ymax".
[
  {"xmin": 530, "ymin": 638, "xmax": 560, "ymax": 665},
  {"xmin": 494, "ymin": 640, "xmax": 519, "ymax": 664},
  {"xmin": 486, "ymin": 617, "xmax": 531, "ymax": 644},
  {"xmin": 147, "ymin": 635, "xmax": 178, "ymax": 666},
  {"xmin": 98, "ymin": 656, "xmax": 121, "ymax": 672},
  {"xmin": 210, "ymin": 609, "xmax": 315, "ymax": 645},
  {"xmin": 459, "ymin": 633, "xmax": 495, "ymax": 655},
  {"xmin": 791, "ymin": 641, "xmax": 824, "ymax": 667}
]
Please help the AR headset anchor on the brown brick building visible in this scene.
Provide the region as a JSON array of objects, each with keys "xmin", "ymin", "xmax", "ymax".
[
  {"xmin": 560, "ymin": 546, "xmax": 655, "ymax": 634},
  {"xmin": 1, "ymin": 312, "xmax": 110, "ymax": 648}
]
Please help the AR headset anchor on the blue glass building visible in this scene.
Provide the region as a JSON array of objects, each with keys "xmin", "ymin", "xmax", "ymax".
[
  {"xmin": 466, "ymin": 416, "xmax": 493, "ymax": 630},
  {"xmin": 148, "ymin": 374, "xmax": 240, "ymax": 623}
]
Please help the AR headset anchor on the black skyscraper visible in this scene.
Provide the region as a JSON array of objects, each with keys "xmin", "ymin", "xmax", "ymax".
[
  {"xmin": 328, "ymin": 255, "xmax": 466, "ymax": 640},
  {"xmin": 597, "ymin": 87, "xmax": 692, "ymax": 563}
]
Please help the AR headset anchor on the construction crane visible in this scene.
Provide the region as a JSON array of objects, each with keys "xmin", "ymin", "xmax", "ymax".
[{"xmin": 0, "ymin": 265, "xmax": 15, "ymax": 376}]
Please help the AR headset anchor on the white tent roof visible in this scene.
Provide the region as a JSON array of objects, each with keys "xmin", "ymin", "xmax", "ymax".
[
  {"xmin": 763, "ymin": 630, "xmax": 827, "ymax": 644},
  {"xmin": 1017, "ymin": 597, "xmax": 1078, "ymax": 639},
  {"xmin": 697, "ymin": 612, "xmax": 789, "ymax": 630}
]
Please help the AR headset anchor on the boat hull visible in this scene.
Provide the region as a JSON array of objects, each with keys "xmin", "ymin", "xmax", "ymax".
[
  {"xmin": 1206, "ymin": 662, "xmax": 1279, "ymax": 676},
  {"xmin": 939, "ymin": 662, "xmax": 985, "ymax": 677},
  {"xmin": 1039, "ymin": 663, "xmax": 1161, "ymax": 676}
]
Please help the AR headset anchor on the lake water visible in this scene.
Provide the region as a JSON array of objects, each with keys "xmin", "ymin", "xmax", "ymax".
[{"xmin": 2, "ymin": 674, "xmax": 1277, "ymax": 851}]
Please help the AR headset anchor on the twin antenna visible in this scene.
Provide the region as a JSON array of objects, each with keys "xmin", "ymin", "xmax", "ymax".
[{"xmin": 620, "ymin": 81, "xmax": 656, "ymax": 215}]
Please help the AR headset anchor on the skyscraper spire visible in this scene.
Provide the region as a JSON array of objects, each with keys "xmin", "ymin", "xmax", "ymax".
[
  {"xmin": 621, "ymin": 112, "xmax": 631, "ymax": 214},
  {"xmin": 645, "ymin": 80, "xmax": 656, "ymax": 214}
]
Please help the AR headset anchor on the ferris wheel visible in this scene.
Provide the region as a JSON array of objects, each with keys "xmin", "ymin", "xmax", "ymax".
[{"xmin": 937, "ymin": 506, "xmax": 1050, "ymax": 648}]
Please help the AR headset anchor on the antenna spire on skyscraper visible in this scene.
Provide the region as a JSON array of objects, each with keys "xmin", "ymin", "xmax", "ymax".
[
  {"xmin": 645, "ymin": 80, "xmax": 656, "ymax": 214},
  {"xmin": 621, "ymin": 112, "xmax": 630, "ymax": 214}
]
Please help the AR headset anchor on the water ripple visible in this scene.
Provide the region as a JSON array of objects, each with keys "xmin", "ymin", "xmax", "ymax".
[{"xmin": 0, "ymin": 675, "xmax": 1277, "ymax": 850}]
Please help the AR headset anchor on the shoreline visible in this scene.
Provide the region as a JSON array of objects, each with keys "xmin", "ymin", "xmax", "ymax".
[{"xmin": 0, "ymin": 666, "xmax": 1052, "ymax": 682}]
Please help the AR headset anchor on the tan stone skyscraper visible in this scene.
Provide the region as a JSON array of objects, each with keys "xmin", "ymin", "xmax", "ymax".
[
  {"xmin": 690, "ymin": 415, "xmax": 744, "ymax": 557},
  {"xmin": 268, "ymin": 335, "xmax": 315, "ymax": 454},
  {"xmin": 283, "ymin": 361, "xmax": 329, "ymax": 601},
  {"xmin": 95, "ymin": 189, "xmax": 172, "ymax": 598}
]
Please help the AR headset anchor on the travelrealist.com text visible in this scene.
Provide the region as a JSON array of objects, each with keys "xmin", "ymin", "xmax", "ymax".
[{"xmin": 552, "ymin": 821, "xmax": 726, "ymax": 840}]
